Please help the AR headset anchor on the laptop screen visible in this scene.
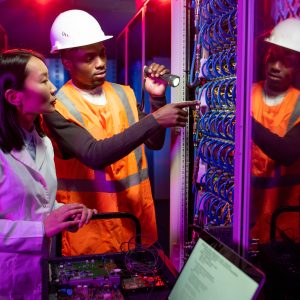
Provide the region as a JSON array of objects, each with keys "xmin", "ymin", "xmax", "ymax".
[{"xmin": 168, "ymin": 230, "xmax": 265, "ymax": 300}]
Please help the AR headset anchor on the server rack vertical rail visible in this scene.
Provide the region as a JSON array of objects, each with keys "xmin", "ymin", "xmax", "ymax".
[{"xmin": 170, "ymin": 0, "xmax": 190, "ymax": 270}]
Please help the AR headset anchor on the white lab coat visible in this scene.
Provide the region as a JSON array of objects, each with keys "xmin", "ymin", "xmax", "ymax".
[{"xmin": 0, "ymin": 131, "xmax": 57, "ymax": 299}]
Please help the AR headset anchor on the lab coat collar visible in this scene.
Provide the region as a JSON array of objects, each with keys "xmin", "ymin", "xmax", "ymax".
[{"xmin": 10, "ymin": 131, "xmax": 47, "ymax": 172}]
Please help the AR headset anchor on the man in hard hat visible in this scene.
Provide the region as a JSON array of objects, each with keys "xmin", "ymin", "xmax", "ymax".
[
  {"xmin": 251, "ymin": 18, "xmax": 300, "ymax": 245},
  {"xmin": 44, "ymin": 9, "xmax": 196, "ymax": 256}
]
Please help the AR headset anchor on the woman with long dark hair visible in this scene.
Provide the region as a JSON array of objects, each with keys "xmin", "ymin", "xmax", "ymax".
[{"xmin": 0, "ymin": 49, "xmax": 96, "ymax": 299}]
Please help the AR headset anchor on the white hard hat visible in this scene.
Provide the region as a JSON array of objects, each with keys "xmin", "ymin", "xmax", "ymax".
[
  {"xmin": 265, "ymin": 18, "xmax": 300, "ymax": 53},
  {"xmin": 50, "ymin": 9, "xmax": 113, "ymax": 53}
]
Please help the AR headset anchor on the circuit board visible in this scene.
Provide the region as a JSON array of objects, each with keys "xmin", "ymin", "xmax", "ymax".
[
  {"xmin": 49, "ymin": 258, "xmax": 123, "ymax": 299},
  {"xmin": 46, "ymin": 255, "xmax": 170, "ymax": 299}
]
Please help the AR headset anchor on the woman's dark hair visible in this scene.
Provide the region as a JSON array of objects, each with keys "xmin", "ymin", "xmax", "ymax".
[{"xmin": 0, "ymin": 48, "xmax": 46, "ymax": 152}]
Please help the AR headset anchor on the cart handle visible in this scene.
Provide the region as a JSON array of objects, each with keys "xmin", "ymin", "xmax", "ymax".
[
  {"xmin": 270, "ymin": 206, "xmax": 300, "ymax": 242},
  {"xmin": 91, "ymin": 212, "xmax": 142, "ymax": 245},
  {"xmin": 55, "ymin": 212, "xmax": 142, "ymax": 256}
]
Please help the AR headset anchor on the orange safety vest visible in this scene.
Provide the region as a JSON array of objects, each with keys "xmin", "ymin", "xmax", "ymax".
[
  {"xmin": 251, "ymin": 82, "xmax": 300, "ymax": 244},
  {"xmin": 52, "ymin": 81, "xmax": 157, "ymax": 255}
]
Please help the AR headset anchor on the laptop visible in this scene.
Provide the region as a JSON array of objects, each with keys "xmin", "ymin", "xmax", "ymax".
[{"xmin": 168, "ymin": 229, "xmax": 265, "ymax": 300}]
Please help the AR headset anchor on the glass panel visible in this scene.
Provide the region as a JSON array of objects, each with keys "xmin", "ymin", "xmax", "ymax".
[
  {"xmin": 128, "ymin": 12, "xmax": 143, "ymax": 101},
  {"xmin": 250, "ymin": 0, "xmax": 300, "ymax": 247},
  {"xmin": 144, "ymin": 1, "xmax": 171, "ymax": 203},
  {"xmin": 250, "ymin": 0, "xmax": 300, "ymax": 298},
  {"xmin": 116, "ymin": 32, "xmax": 126, "ymax": 85},
  {"xmin": 145, "ymin": 0, "xmax": 171, "ymax": 63}
]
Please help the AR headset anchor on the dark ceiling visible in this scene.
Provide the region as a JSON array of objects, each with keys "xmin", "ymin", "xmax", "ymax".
[{"xmin": 0, "ymin": 0, "xmax": 137, "ymax": 58}]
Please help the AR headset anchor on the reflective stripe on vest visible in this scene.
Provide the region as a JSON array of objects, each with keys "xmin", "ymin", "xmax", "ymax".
[
  {"xmin": 252, "ymin": 87, "xmax": 300, "ymax": 189},
  {"xmin": 56, "ymin": 82, "xmax": 147, "ymax": 193},
  {"xmin": 110, "ymin": 83, "xmax": 142, "ymax": 170},
  {"xmin": 58, "ymin": 168, "xmax": 149, "ymax": 192},
  {"xmin": 252, "ymin": 167, "xmax": 300, "ymax": 189},
  {"xmin": 288, "ymin": 95, "xmax": 300, "ymax": 131},
  {"xmin": 56, "ymin": 89, "xmax": 85, "ymax": 125}
]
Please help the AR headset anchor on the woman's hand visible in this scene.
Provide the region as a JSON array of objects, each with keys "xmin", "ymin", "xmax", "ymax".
[
  {"xmin": 78, "ymin": 205, "xmax": 97, "ymax": 229},
  {"xmin": 43, "ymin": 204, "xmax": 97, "ymax": 237}
]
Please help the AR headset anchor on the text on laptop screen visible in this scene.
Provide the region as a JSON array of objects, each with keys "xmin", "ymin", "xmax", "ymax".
[{"xmin": 168, "ymin": 237, "xmax": 260, "ymax": 300}]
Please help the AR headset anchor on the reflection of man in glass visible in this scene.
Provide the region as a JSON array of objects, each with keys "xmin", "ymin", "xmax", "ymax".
[{"xmin": 251, "ymin": 18, "xmax": 300, "ymax": 244}]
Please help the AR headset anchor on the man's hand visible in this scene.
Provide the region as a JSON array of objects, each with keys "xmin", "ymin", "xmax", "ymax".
[
  {"xmin": 152, "ymin": 101, "xmax": 199, "ymax": 128},
  {"xmin": 144, "ymin": 63, "xmax": 170, "ymax": 97}
]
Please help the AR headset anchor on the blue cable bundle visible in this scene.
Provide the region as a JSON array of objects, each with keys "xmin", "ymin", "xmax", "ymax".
[
  {"xmin": 191, "ymin": 0, "xmax": 237, "ymax": 227},
  {"xmin": 201, "ymin": 48, "xmax": 236, "ymax": 79},
  {"xmin": 272, "ymin": 0, "xmax": 300, "ymax": 24}
]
